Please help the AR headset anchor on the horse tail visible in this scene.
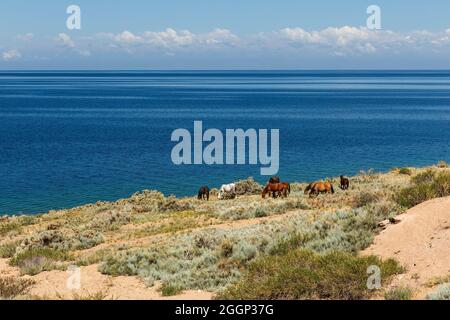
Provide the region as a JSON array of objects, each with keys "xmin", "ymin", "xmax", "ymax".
[{"xmin": 330, "ymin": 184, "xmax": 335, "ymax": 194}]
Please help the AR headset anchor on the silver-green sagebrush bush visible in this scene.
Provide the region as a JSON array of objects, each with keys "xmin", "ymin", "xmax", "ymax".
[
  {"xmin": 427, "ymin": 283, "xmax": 450, "ymax": 300},
  {"xmin": 99, "ymin": 200, "xmax": 396, "ymax": 292}
]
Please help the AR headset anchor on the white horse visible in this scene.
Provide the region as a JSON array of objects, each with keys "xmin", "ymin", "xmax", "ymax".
[{"xmin": 218, "ymin": 183, "xmax": 236, "ymax": 200}]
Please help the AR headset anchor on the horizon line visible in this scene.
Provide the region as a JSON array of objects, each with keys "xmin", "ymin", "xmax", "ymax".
[{"xmin": 1, "ymin": 69, "xmax": 450, "ymax": 72}]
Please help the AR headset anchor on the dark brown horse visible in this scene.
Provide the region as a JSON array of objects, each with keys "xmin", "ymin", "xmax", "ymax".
[
  {"xmin": 198, "ymin": 186, "xmax": 210, "ymax": 201},
  {"xmin": 269, "ymin": 176, "xmax": 280, "ymax": 184},
  {"xmin": 262, "ymin": 183, "xmax": 288, "ymax": 199},
  {"xmin": 340, "ymin": 175, "xmax": 350, "ymax": 190},
  {"xmin": 304, "ymin": 181, "xmax": 334, "ymax": 197}
]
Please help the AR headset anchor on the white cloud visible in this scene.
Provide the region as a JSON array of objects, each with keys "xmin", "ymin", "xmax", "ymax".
[
  {"xmin": 200, "ymin": 28, "xmax": 240, "ymax": 45},
  {"xmin": 115, "ymin": 30, "xmax": 143, "ymax": 43},
  {"xmin": 280, "ymin": 28, "xmax": 323, "ymax": 44},
  {"xmin": 143, "ymin": 28, "xmax": 195, "ymax": 47},
  {"xmin": 57, "ymin": 33, "xmax": 75, "ymax": 48},
  {"xmin": 2, "ymin": 49, "xmax": 21, "ymax": 61},
  {"xmin": 7, "ymin": 27, "xmax": 450, "ymax": 64},
  {"xmin": 275, "ymin": 26, "xmax": 450, "ymax": 55},
  {"xmin": 279, "ymin": 26, "xmax": 375, "ymax": 54},
  {"xmin": 101, "ymin": 26, "xmax": 450, "ymax": 56},
  {"xmin": 54, "ymin": 33, "xmax": 92, "ymax": 57},
  {"xmin": 16, "ymin": 33, "xmax": 34, "ymax": 41},
  {"xmin": 99, "ymin": 28, "xmax": 240, "ymax": 50}
]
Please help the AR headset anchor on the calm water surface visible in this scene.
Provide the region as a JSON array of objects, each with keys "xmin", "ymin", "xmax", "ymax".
[{"xmin": 1, "ymin": 71, "xmax": 449, "ymax": 214}]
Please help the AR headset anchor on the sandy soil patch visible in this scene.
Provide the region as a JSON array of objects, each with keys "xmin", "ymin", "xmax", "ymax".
[{"xmin": 363, "ymin": 196, "xmax": 450, "ymax": 299}]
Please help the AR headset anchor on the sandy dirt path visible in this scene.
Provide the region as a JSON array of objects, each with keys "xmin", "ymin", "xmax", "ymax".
[{"xmin": 363, "ymin": 196, "xmax": 450, "ymax": 299}]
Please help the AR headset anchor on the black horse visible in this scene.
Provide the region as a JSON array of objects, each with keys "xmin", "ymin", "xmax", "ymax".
[{"xmin": 198, "ymin": 186, "xmax": 210, "ymax": 201}]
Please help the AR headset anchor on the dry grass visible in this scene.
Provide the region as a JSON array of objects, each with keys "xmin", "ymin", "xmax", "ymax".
[{"xmin": 0, "ymin": 277, "xmax": 35, "ymax": 299}]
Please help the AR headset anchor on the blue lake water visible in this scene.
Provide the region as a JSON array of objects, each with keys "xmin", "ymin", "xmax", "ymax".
[{"xmin": 1, "ymin": 70, "xmax": 450, "ymax": 215}]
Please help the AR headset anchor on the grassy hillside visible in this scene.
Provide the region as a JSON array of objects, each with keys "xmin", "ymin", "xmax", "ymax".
[{"xmin": 0, "ymin": 163, "xmax": 449, "ymax": 300}]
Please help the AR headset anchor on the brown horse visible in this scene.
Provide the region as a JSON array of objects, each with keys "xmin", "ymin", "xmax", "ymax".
[
  {"xmin": 340, "ymin": 175, "xmax": 350, "ymax": 190},
  {"xmin": 262, "ymin": 183, "xmax": 288, "ymax": 199},
  {"xmin": 281, "ymin": 182, "xmax": 291, "ymax": 196},
  {"xmin": 268, "ymin": 176, "xmax": 281, "ymax": 197},
  {"xmin": 304, "ymin": 181, "xmax": 334, "ymax": 197},
  {"xmin": 198, "ymin": 186, "xmax": 210, "ymax": 201}
]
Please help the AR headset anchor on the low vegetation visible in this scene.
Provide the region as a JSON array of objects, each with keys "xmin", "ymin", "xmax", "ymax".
[
  {"xmin": 427, "ymin": 283, "xmax": 450, "ymax": 300},
  {"xmin": 395, "ymin": 171, "xmax": 450, "ymax": 208},
  {"xmin": 0, "ymin": 277, "xmax": 35, "ymax": 299},
  {"xmin": 10, "ymin": 247, "xmax": 71, "ymax": 275},
  {"xmin": 0, "ymin": 165, "xmax": 449, "ymax": 299},
  {"xmin": 0, "ymin": 240, "xmax": 20, "ymax": 258},
  {"xmin": 398, "ymin": 167, "xmax": 412, "ymax": 175},
  {"xmin": 217, "ymin": 249, "xmax": 403, "ymax": 300},
  {"xmin": 384, "ymin": 287, "xmax": 413, "ymax": 300},
  {"xmin": 160, "ymin": 283, "xmax": 184, "ymax": 297}
]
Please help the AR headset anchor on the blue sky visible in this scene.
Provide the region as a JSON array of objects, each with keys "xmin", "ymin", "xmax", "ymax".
[{"xmin": 1, "ymin": 1, "xmax": 450, "ymax": 69}]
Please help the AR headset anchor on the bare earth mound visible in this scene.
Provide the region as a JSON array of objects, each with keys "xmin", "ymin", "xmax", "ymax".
[{"xmin": 363, "ymin": 196, "xmax": 450, "ymax": 299}]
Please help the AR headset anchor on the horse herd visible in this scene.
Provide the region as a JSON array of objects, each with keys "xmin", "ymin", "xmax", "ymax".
[{"xmin": 198, "ymin": 175, "xmax": 350, "ymax": 201}]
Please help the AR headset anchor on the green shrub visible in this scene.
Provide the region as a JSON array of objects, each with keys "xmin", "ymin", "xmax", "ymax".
[
  {"xmin": 19, "ymin": 229, "xmax": 104, "ymax": 252},
  {"xmin": 354, "ymin": 192, "xmax": 380, "ymax": 208},
  {"xmin": 384, "ymin": 287, "xmax": 413, "ymax": 300},
  {"xmin": 268, "ymin": 232, "xmax": 316, "ymax": 256},
  {"xmin": 395, "ymin": 172, "xmax": 450, "ymax": 208},
  {"xmin": 88, "ymin": 209, "xmax": 131, "ymax": 231},
  {"xmin": 219, "ymin": 239, "xmax": 234, "ymax": 258},
  {"xmin": 0, "ymin": 277, "xmax": 35, "ymax": 299},
  {"xmin": 217, "ymin": 249, "xmax": 403, "ymax": 300},
  {"xmin": 214, "ymin": 196, "xmax": 309, "ymax": 220},
  {"xmin": 398, "ymin": 168, "xmax": 412, "ymax": 175},
  {"xmin": 160, "ymin": 283, "xmax": 183, "ymax": 296},
  {"xmin": 160, "ymin": 196, "xmax": 194, "ymax": 212},
  {"xmin": 128, "ymin": 190, "xmax": 193, "ymax": 213},
  {"xmin": 0, "ymin": 216, "xmax": 37, "ymax": 237},
  {"xmin": 76, "ymin": 249, "xmax": 111, "ymax": 266},
  {"xmin": 230, "ymin": 241, "xmax": 257, "ymax": 264},
  {"xmin": 0, "ymin": 221, "xmax": 21, "ymax": 236},
  {"xmin": 70, "ymin": 290, "xmax": 110, "ymax": 300},
  {"xmin": 0, "ymin": 241, "xmax": 20, "ymax": 258},
  {"xmin": 234, "ymin": 177, "xmax": 264, "ymax": 195},
  {"xmin": 411, "ymin": 169, "xmax": 436, "ymax": 185},
  {"xmin": 254, "ymin": 208, "xmax": 268, "ymax": 218},
  {"xmin": 10, "ymin": 247, "xmax": 71, "ymax": 275},
  {"xmin": 427, "ymin": 283, "xmax": 450, "ymax": 300},
  {"xmin": 72, "ymin": 230, "xmax": 105, "ymax": 250}
]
